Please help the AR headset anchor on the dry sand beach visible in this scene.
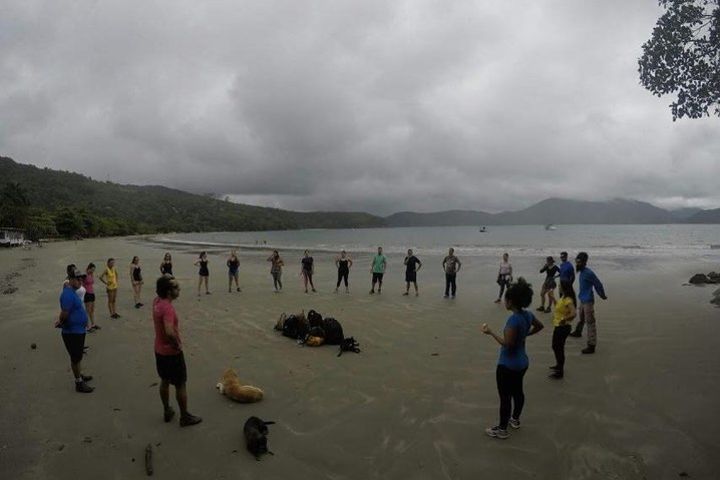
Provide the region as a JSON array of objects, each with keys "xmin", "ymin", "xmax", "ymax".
[{"xmin": 1, "ymin": 237, "xmax": 719, "ymax": 479}]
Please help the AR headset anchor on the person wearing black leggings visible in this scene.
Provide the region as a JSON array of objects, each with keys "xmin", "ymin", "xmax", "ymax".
[
  {"xmin": 549, "ymin": 281, "xmax": 577, "ymax": 379},
  {"xmin": 481, "ymin": 277, "xmax": 544, "ymax": 439},
  {"xmin": 335, "ymin": 250, "xmax": 352, "ymax": 293}
]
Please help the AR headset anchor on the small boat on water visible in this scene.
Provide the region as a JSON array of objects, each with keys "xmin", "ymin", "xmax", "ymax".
[
  {"xmin": 545, "ymin": 224, "xmax": 557, "ymax": 231},
  {"xmin": 479, "ymin": 226, "xmax": 487, "ymax": 232}
]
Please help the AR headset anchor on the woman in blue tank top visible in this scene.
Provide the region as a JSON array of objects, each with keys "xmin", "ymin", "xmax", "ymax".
[{"xmin": 481, "ymin": 277, "xmax": 544, "ymax": 439}]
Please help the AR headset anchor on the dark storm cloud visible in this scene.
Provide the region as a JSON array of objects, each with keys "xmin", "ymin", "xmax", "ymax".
[{"xmin": 1, "ymin": 0, "xmax": 718, "ymax": 215}]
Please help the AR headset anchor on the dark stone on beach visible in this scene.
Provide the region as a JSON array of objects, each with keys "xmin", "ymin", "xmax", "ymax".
[
  {"xmin": 689, "ymin": 274, "xmax": 710, "ymax": 284},
  {"xmin": 708, "ymin": 272, "xmax": 720, "ymax": 282},
  {"xmin": 58, "ymin": 444, "xmax": 65, "ymax": 451},
  {"xmin": 30, "ymin": 343, "xmax": 37, "ymax": 350},
  {"xmin": 679, "ymin": 472, "xmax": 689, "ymax": 477}
]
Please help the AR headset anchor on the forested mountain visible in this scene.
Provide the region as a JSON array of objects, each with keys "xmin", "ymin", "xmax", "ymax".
[{"xmin": 0, "ymin": 156, "xmax": 384, "ymax": 238}]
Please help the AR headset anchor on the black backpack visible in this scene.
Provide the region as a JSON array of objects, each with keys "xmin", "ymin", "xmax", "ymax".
[
  {"xmin": 322, "ymin": 317, "xmax": 344, "ymax": 345},
  {"xmin": 307, "ymin": 310, "xmax": 323, "ymax": 329},
  {"xmin": 338, "ymin": 337, "xmax": 361, "ymax": 357},
  {"xmin": 282, "ymin": 315, "xmax": 308, "ymax": 340}
]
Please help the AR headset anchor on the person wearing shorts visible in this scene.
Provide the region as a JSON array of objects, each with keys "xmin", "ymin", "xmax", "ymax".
[
  {"xmin": 153, "ymin": 275, "xmax": 201, "ymax": 427},
  {"xmin": 267, "ymin": 250, "xmax": 284, "ymax": 292},
  {"xmin": 57, "ymin": 267, "xmax": 94, "ymax": 393},
  {"xmin": 301, "ymin": 250, "xmax": 316, "ymax": 293},
  {"xmin": 99, "ymin": 258, "xmax": 120, "ymax": 318},
  {"xmin": 194, "ymin": 251, "xmax": 210, "ymax": 296},
  {"xmin": 538, "ymin": 256, "xmax": 559, "ymax": 313},
  {"xmin": 403, "ymin": 249, "xmax": 422, "ymax": 296},
  {"xmin": 370, "ymin": 247, "xmax": 387, "ymax": 294},
  {"xmin": 227, "ymin": 250, "xmax": 241, "ymax": 293},
  {"xmin": 83, "ymin": 263, "xmax": 99, "ymax": 332},
  {"xmin": 130, "ymin": 256, "xmax": 144, "ymax": 308}
]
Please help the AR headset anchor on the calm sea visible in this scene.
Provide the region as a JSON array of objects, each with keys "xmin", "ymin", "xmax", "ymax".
[{"xmin": 155, "ymin": 225, "xmax": 720, "ymax": 261}]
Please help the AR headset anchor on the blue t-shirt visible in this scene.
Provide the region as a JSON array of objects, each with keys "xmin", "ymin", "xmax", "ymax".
[
  {"xmin": 578, "ymin": 267, "xmax": 606, "ymax": 304},
  {"xmin": 497, "ymin": 310, "xmax": 533, "ymax": 371},
  {"xmin": 60, "ymin": 286, "xmax": 88, "ymax": 334},
  {"xmin": 559, "ymin": 261, "xmax": 575, "ymax": 284}
]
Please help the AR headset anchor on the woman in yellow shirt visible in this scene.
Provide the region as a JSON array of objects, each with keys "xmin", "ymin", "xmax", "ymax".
[
  {"xmin": 549, "ymin": 281, "xmax": 576, "ymax": 379},
  {"xmin": 99, "ymin": 258, "xmax": 120, "ymax": 319}
]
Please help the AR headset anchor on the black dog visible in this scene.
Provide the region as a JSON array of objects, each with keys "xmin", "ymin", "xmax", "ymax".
[{"xmin": 243, "ymin": 416, "xmax": 275, "ymax": 460}]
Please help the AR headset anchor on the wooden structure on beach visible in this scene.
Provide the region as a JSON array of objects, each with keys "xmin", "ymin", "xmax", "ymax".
[{"xmin": 0, "ymin": 227, "xmax": 26, "ymax": 247}]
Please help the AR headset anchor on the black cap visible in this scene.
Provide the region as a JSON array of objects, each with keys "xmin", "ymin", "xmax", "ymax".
[
  {"xmin": 575, "ymin": 252, "xmax": 589, "ymax": 262},
  {"xmin": 67, "ymin": 267, "xmax": 87, "ymax": 279}
]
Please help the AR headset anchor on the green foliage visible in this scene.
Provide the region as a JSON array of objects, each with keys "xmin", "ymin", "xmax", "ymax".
[
  {"xmin": 639, "ymin": 0, "xmax": 720, "ymax": 120},
  {"xmin": 24, "ymin": 210, "xmax": 58, "ymax": 241},
  {"xmin": 0, "ymin": 182, "xmax": 31, "ymax": 228},
  {"xmin": 0, "ymin": 156, "xmax": 385, "ymax": 238}
]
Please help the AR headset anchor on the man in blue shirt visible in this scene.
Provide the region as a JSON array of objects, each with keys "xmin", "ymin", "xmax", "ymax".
[
  {"xmin": 569, "ymin": 252, "xmax": 607, "ymax": 354},
  {"xmin": 558, "ymin": 251, "xmax": 575, "ymax": 285},
  {"xmin": 57, "ymin": 267, "xmax": 94, "ymax": 393}
]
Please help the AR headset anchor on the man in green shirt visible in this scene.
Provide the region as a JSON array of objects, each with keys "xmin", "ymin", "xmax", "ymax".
[{"xmin": 370, "ymin": 247, "xmax": 387, "ymax": 294}]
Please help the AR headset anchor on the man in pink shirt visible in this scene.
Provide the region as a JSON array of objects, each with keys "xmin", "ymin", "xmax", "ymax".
[{"xmin": 153, "ymin": 275, "xmax": 202, "ymax": 427}]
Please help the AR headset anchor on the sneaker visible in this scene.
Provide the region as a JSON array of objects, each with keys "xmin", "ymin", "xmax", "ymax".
[
  {"xmin": 75, "ymin": 381, "xmax": 94, "ymax": 393},
  {"xmin": 180, "ymin": 413, "xmax": 202, "ymax": 427},
  {"xmin": 548, "ymin": 365, "xmax": 560, "ymax": 370},
  {"xmin": 568, "ymin": 331, "xmax": 582, "ymax": 338},
  {"xmin": 443, "ymin": 294, "xmax": 449, "ymax": 298},
  {"xmin": 485, "ymin": 426, "xmax": 509, "ymax": 439},
  {"xmin": 544, "ymin": 307, "xmax": 552, "ymax": 313},
  {"xmin": 450, "ymin": 295, "xmax": 455, "ymax": 299},
  {"xmin": 237, "ymin": 288, "xmax": 241, "ymax": 292},
  {"xmin": 312, "ymin": 288, "xmax": 316, "ymax": 293},
  {"xmin": 536, "ymin": 306, "xmax": 545, "ymax": 312},
  {"xmin": 548, "ymin": 371, "xmax": 564, "ymax": 379},
  {"xmin": 494, "ymin": 298, "xmax": 502, "ymax": 304},
  {"xmin": 402, "ymin": 292, "xmax": 409, "ymax": 296},
  {"xmin": 135, "ymin": 303, "xmax": 141, "ymax": 309},
  {"xmin": 81, "ymin": 375, "xmax": 93, "ymax": 382},
  {"xmin": 164, "ymin": 407, "xmax": 175, "ymax": 423},
  {"xmin": 369, "ymin": 290, "xmax": 375, "ymax": 295},
  {"xmin": 509, "ymin": 418, "xmax": 521, "ymax": 429},
  {"xmin": 581, "ymin": 345, "xmax": 596, "ymax": 354}
]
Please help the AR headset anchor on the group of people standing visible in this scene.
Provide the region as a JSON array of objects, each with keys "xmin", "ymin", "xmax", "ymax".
[
  {"xmin": 481, "ymin": 250, "xmax": 607, "ymax": 440},
  {"xmin": 55, "ymin": 245, "xmax": 607, "ymax": 441}
]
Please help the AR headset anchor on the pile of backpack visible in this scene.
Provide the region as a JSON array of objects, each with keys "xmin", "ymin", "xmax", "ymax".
[{"xmin": 274, "ymin": 310, "xmax": 361, "ymax": 357}]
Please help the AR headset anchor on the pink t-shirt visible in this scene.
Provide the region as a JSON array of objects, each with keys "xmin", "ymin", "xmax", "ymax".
[
  {"xmin": 82, "ymin": 273, "xmax": 94, "ymax": 294},
  {"xmin": 153, "ymin": 297, "xmax": 182, "ymax": 356}
]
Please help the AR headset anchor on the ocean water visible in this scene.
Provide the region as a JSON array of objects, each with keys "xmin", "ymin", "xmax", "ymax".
[{"xmin": 155, "ymin": 225, "xmax": 720, "ymax": 261}]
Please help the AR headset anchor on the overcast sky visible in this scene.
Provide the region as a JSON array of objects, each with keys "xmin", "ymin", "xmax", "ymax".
[{"xmin": 1, "ymin": 1, "xmax": 718, "ymax": 215}]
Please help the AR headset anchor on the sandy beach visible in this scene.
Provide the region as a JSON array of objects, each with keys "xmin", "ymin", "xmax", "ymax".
[{"xmin": 1, "ymin": 236, "xmax": 719, "ymax": 479}]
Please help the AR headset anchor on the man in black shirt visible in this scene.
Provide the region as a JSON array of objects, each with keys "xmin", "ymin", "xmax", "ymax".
[{"xmin": 403, "ymin": 249, "xmax": 422, "ymax": 296}]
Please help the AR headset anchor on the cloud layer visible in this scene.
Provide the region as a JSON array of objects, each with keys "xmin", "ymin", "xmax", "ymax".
[{"xmin": 1, "ymin": 0, "xmax": 718, "ymax": 215}]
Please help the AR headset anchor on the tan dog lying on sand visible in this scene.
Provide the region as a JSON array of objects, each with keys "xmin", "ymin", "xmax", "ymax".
[{"xmin": 216, "ymin": 368, "xmax": 264, "ymax": 403}]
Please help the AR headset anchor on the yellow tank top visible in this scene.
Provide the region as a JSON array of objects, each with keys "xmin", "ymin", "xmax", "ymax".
[
  {"xmin": 553, "ymin": 297, "xmax": 575, "ymax": 327},
  {"xmin": 104, "ymin": 267, "xmax": 118, "ymax": 290}
]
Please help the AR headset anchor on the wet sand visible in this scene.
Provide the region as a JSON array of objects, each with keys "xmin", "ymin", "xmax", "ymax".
[{"xmin": 0, "ymin": 237, "xmax": 718, "ymax": 479}]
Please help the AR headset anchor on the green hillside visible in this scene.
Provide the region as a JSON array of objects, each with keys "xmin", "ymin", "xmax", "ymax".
[{"xmin": 0, "ymin": 156, "xmax": 385, "ymax": 238}]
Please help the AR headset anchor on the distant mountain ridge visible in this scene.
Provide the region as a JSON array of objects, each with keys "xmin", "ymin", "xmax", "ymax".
[{"xmin": 384, "ymin": 198, "xmax": 712, "ymax": 226}]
